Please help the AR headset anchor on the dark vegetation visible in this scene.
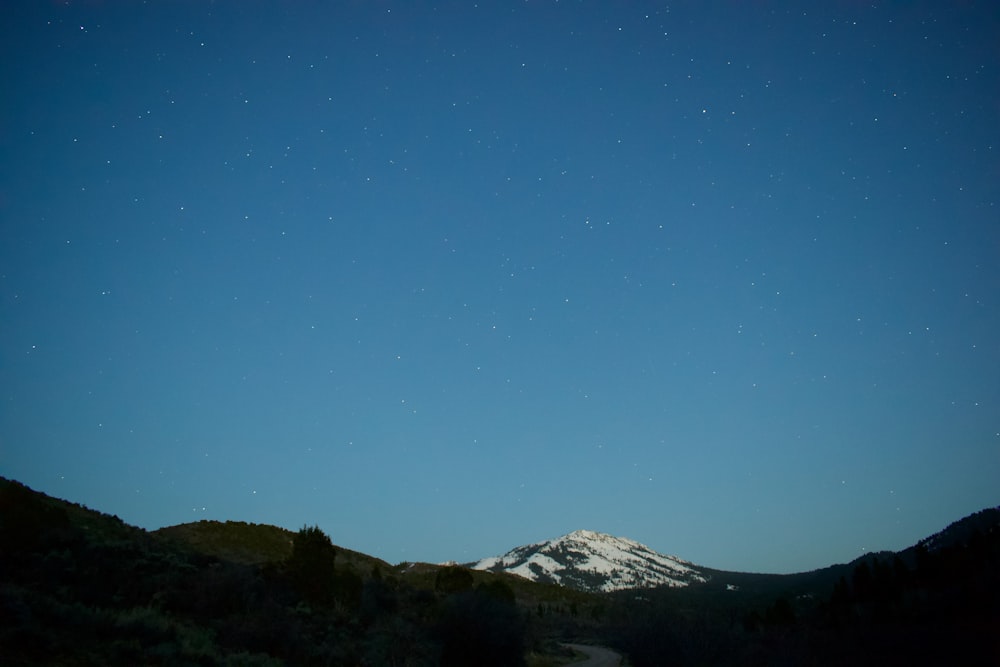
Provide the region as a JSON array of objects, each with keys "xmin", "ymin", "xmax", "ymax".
[
  {"xmin": 601, "ymin": 508, "xmax": 1000, "ymax": 666},
  {"xmin": 2, "ymin": 476, "xmax": 997, "ymax": 666},
  {"xmin": 0, "ymin": 477, "xmax": 593, "ymax": 666}
]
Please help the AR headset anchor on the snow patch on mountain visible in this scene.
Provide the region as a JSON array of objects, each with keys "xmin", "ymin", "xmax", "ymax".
[{"xmin": 470, "ymin": 529, "xmax": 709, "ymax": 593}]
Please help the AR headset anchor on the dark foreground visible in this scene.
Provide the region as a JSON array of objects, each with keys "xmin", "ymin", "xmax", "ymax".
[{"xmin": 2, "ymin": 477, "xmax": 998, "ymax": 666}]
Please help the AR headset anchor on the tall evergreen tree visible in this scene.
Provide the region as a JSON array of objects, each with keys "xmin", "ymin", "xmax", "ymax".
[{"xmin": 286, "ymin": 525, "xmax": 337, "ymax": 604}]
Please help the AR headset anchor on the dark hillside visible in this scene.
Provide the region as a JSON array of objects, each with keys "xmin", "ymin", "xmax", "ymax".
[
  {"xmin": 604, "ymin": 512, "xmax": 1000, "ymax": 667},
  {"xmin": 899, "ymin": 506, "xmax": 1000, "ymax": 561},
  {"xmin": 153, "ymin": 521, "xmax": 294, "ymax": 565},
  {"xmin": 154, "ymin": 520, "xmax": 393, "ymax": 574},
  {"xmin": 3, "ymin": 476, "xmax": 996, "ymax": 666},
  {"xmin": 0, "ymin": 477, "xmax": 588, "ymax": 666}
]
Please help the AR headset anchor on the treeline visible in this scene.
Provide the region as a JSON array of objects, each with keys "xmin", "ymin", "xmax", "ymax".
[
  {"xmin": 0, "ymin": 479, "xmax": 539, "ymax": 666},
  {"xmin": 604, "ymin": 518, "xmax": 1000, "ymax": 666}
]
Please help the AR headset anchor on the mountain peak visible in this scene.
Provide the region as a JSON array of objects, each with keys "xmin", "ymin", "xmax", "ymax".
[
  {"xmin": 469, "ymin": 530, "xmax": 708, "ymax": 593},
  {"xmin": 565, "ymin": 529, "xmax": 618, "ymax": 541}
]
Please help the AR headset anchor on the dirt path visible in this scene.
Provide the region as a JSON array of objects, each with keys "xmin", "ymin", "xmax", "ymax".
[{"xmin": 562, "ymin": 643, "xmax": 622, "ymax": 667}]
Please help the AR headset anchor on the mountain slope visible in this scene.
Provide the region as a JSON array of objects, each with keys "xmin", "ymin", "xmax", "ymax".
[
  {"xmin": 903, "ymin": 506, "xmax": 1000, "ymax": 557},
  {"xmin": 154, "ymin": 520, "xmax": 295, "ymax": 565},
  {"xmin": 469, "ymin": 529, "xmax": 709, "ymax": 592},
  {"xmin": 154, "ymin": 520, "xmax": 392, "ymax": 573}
]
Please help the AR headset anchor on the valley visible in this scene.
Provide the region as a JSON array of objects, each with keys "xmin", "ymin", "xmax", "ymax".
[{"xmin": 2, "ymin": 476, "xmax": 997, "ymax": 666}]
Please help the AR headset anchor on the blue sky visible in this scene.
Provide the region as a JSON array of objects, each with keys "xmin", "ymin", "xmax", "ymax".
[{"xmin": 2, "ymin": 1, "xmax": 998, "ymax": 574}]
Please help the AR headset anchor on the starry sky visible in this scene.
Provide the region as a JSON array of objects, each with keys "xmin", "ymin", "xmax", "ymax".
[{"xmin": 2, "ymin": 1, "xmax": 998, "ymax": 574}]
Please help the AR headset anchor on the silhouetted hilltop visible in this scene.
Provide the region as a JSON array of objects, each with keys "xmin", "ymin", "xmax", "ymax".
[
  {"xmin": 154, "ymin": 520, "xmax": 294, "ymax": 565},
  {"xmin": 902, "ymin": 506, "xmax": 1000, "ymax": 558},
  {"xmin": 154, "ymin": 520, "xmax": 393, "ymax": 575}
]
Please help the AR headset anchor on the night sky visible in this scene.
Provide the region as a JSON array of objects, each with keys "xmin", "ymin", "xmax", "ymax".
[{"xmin": 2, "ymin": 1, "xmax": 998, "ymax": 574}]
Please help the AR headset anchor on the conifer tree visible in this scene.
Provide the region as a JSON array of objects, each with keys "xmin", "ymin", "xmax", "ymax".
[{"xmin": 286, "ymin": 525, "xmax": 337, "ymax": 604}]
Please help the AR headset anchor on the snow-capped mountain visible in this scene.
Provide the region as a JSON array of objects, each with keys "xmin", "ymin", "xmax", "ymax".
[{"xmin": 468, "ymin": 529, "xmax": 709, "ymax": 593}]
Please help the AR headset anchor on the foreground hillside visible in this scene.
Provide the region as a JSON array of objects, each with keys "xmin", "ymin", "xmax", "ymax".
[
  {"xmin": 2, "ymin": 476, "xmax": 998, "ymax": 666},
  {"xmin": 601, "ymin": 508, "xmax": 1000, "ymax": 666},
  {"xmin": 0, "ymin": 477, "xmax": 590, "ymax": 666}
]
